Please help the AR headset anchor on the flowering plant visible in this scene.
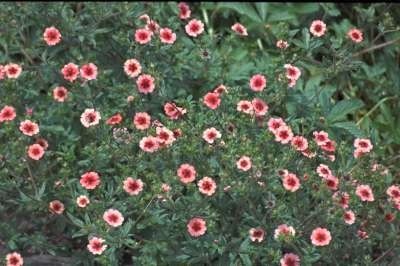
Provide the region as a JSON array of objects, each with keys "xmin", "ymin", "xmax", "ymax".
[{"xmin": 1, "ymin": 2, "xmax": 399, "ymax": 265}]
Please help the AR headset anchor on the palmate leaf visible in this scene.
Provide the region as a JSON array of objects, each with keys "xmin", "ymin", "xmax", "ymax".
[
  {"xmin": 332, "ymin": 121, "xmax": 366, "ymax": 138},
  {"xmin": 326, "ymin": 99, "xmax": 364, "ymax": 123},
  {"xmin": 217, "ymin": 3, "xmax": 262, "ymax": 23}
]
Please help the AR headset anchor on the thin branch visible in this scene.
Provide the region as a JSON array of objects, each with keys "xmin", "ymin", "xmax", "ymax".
[{"xmin": 352, "ymin": 38, "xmax": 400, "ymax": 57}]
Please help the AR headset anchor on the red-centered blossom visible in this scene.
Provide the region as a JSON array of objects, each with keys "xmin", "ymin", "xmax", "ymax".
[
  {"xmin": 213, "ymin": 84, "xmax": 227, "ymax": 95},
  {"xmin": 310, "ymin": 227, "xmax": 332, "ymax": 246},
  {"xmin": 87, "ymin": 237, "xmax": 107, "ymax": 255},
  {"xmin": 43, "ymin": 26, "xmax": 62, "ymax": 45},
  {"xmin": 139, "ymin": 136, "xmax": 159, "ymax": 153},
  {"xmin": 236, "ymin": 156, "xmax": 252, "ymax": 172},
  {"xmin": 49, "ymin": 200, "xmax": 64, "ymax": 215},
  {"xmin": 313, "ymin": 130, "xmax": 329, "ymax": 146},
  {"xmin": 348, "ymin": 28, "xmax": 363, "ymax": 43},
  {"xmin": 284, "ymin": 64, "xmax": 301, "ymax": 81},
  {"xmin": 156, "ymin": 126, "xmax": 176, "ymax": 146},
  {"xmin": 6, "ymin": 252, "xmax": 23, "ymax": 266},
  {"xmin": 237, "ymin": 100, "xmax": 254, "ymax": 115},
  {"xmin": 159, "ymin": 28, "xmax": 176, "ymax": 44},
  {"xmin": 136, "ymin": 74, "xmax": 155, "ymax": 94},
  {"xmin": 187, "ymin": 217, "xmax": 206, "ymax": 237},
  {"xmin": 61, "ymin": 62, "xmax": 79, "ymax": 82},
  {"xmin": 135, "ymin": 28, "xmax": 152, "ymax": 44},
  {"xmin": 320, "ymin": 139, "xmax": 336, "ymax": 152},
  {"xmin": 203, "ymin": 92, "xmax": 221, "ymax": 109},
  {"xmin": 231, "ymin": 23, "xmax": 248, "ymax": 36},
  {"xmin": 325, "ymin": 175, "xmax": 339, "ymax": 191},
  {"xmin": 202, "ymin": 127, "xmax": 221, "ymax": 144},
  {"xmin": 145, "ymin": 20, "xmax": 160, "ymax": 34},
  {"xmin": 19, "ymin": 120, "xmax": 39, "ymax": 136},
  {"xmin": 198, "ymin": 176, "xmax": 217, "ymax": 196},
  {"xmin": 282, "ymin": 172, "xmax": 300, "ymax": 192},
  {"xmin": 276, "ymin": 39, "xmax": 289, "ymax": 49},
  {"xmin": 185, "ymin": 19, "xmax": 204, "ymax": 37},
  {"xmin": 80, "ymin": 171, "xmax": 101, "ymax": 190},
  {"xmin": 35, "ymin": 138, "xmax": 48, "ymax": 150},
  {"xmin": 138, "ymin": 14, "xmax": 150, "ymax": 24},
  {"xmin": 344, "ymin": 210, "xmax": 356, "ymax": 225},
  {"xmin": 357, "ymin": 229, "xmax": 368, "ymax": 239},
  {"xmin": 76, "ymin": 195, "xmax": 90, "ymax": 208},
  {"xmin": 124, "ymin": 59, "xmax": 142, "ymax": 78},
  {"xmin": 106, "ymin": 113, "xmax": 123, "ymax": 126},
  {"xmin": 268, "ymin": 117, "xmax": 286, "ymax": 134},
  {"xmin": 386, "ymin": 185, "xmax": 400, "ymax": 201},
  {"xmin": 280, "ymin": 253, "xmax": 300, "ymax": 266},
  {"xmin": 5, "ymin": 63, "xmax": 22, "ymax": 79},
  {"xmin": 316, "ymin": 164, "xmax": 332, "ymax": 178},
  {"xmin": 354, "ymin": 138, "xmax": 373, "ymax": 153},
  {"xmin": 0, "ymin": 105, "xmax": 16, "ymax": 122},
  {"xmin": 249, "ymin": 74, "xmax": 267, "ymax": 92},
  {"xmin": 164, "ymin": 102, "xmax": 187, "ymax": 120},
  {"xmin": 309, "ymin": 20, "xmax": 327, "ymax": 37},
  {"xmin": 178, "ymin": 2, "xmax": 191, "ymax": 20},
  {"xmin": 274, "ymin": 125, "xmax": 293, "ymax": 144},
  {"xmin": 28, "ymin": 144, "xmax": 45, "ymax": 160},
  {"xmin": 133, "ymin": 112, "xmax": 151, "ymax": 130},
  {"xmin": 252, "ymin": 98, "xmax": 269, "ymax": 116},
  {"xmin": 274, "ymin": 224, "xmax": 296, "ymax": 240},
  {"xmin": 385, "ymin": 213, "xmax": 395, "ymax": 223},
  {"xmin": 80, "ymin": 108, "xmax": 101, "ymax": 128},
  {"xmin": 356, "ymin": 184, "xmax": 375, "ymax": 202},
  {"xmin": 53, "ymin": 86, "xmax": 68, "ymax": 102},
  {"xmin": 80, "ymin": 63, "xmax": 98, "ymax": 80},
  {"xmin": 249, "ymin": 228, "xmax": 265, "ymax": 242},
  {"xmin": 123, "ymin": 177, "xmax": 144, "ymax": 195},
  {"xmin": 103, "ymin": 209, "xmax": 124, "ymax": 227},
  {"xmin": 291, "ymin": 135, "xmax": 308, "ymax": 151},
  {"xmin": 177, "ymin": 163, "xmax": 196, "ymax": 184}
]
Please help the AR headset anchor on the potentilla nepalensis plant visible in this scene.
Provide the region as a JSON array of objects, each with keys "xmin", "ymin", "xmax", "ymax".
[{"xmin": 0, "ymin": 2, "xmax": 399, "ymax": 266}]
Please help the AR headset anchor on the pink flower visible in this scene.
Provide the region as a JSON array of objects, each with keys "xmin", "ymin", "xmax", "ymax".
[
  {"xmin": 231, "ymin": 23, "xmax": 248, "ymax": 36},
  {"xmin": 316, "ymin": 164, "xmax": 332, "ymax": 178},
  {"xmin": 177, "ymin": 163, "xmax": 196, "ymax": 184},
  {"xmin": 348, "ymin": 28, "xmax": 363, "ymax": 43},
  {"xmin": 28, "ymin": 144, "xmax": 45, "ymax": 160},
  {"xmin": 124, "ymin": 59, "xmax": 142, "ymax": 78},
  {"xmin": 76, "ymin": 195, "xmax": 90, "ymax": 208},
  {"xmin": 19, "ymin": 120, "xmax": 39, "ymax": 136},
  {"xmin": 145, "ymin": 20, "xmax": 160, "ymax": 34},
  {"xmin": 276, "ymin": 39, "xmax": 289, "ymax": 49},
  {"xmin": 159, "ymin": 28, "xmax": 177, "ymax": 44},
  {"xmin": 282, "ymin": 172, "xmax": 300, "ymax": 192},
  {"xmin": 49, "ymin": 200, "xmax": 64, "ymax": 214},
  {"xmin": 237, "ymin": 100, "xmax": 254, "ymax": 115},
  {"xmin": 156, "ymin": 126, "xmax": 176, "ymax": 146},
  {"xmin": 284, "ymin": 64, "xmax": 301, "ymax": 81},
  {"xmin": 310, "ymin": 227, "xmax": 332, "ymax": 246},
  {"xmin": 252, "ymin": 98, "xmax": 269, "ymax": 116},
  {"xmin": 313, "ymin": 130, "xmax": 329, "ymax": 146},
  {"xmin": 386, "ymin": 185, "xmax": 400, "ymax": 201},
  {"xmin": 135, "ymin": 28, "xmax": 152, "ymax": 44},
  {"xmin": 139, "ymin": 136, "xmax": 160, "ymax": 153},
  {"xmin": 5, "ymin": 63, "xmax": 22, "ymax": 79},
  {"xmin": 178, "ymin": 2, "xmax": 191, "ymax": 20},
  {"xmin": 80, "ymin": 171, "xmax": 101, "ymax": 190},
  {"xmin": 280, "ymin": 253, "xmax": 300, "ymax": 266},
  {"xmin": 249, "ymin": 228, "xmax": 265, "ymax": 242},
  {"xmin": 309, "ymin": 20, "xmax": 327, "ymax": 37},
  {"xmin": 106, "ymin": 113, "xmax": 123, "ymax": 126},
  {"xmin": 185, "ymin": 19, "xmax": 204, "ymax": 37},
  {"xmin": 291, "ymin": 135, "xmax": 308, "ymax": 151},
  {"xmin": 202, "ymin": 127, "xmax": 221, "ymax": 144},
  {"xmin": 103, "ymin": 209, "xmax": 124, "ymax": 227},
  {"xmin": 133, "ymin": 112, "xmax": 151, "ymax": 130},
  {"xmin": 213, "ymin": 84, "xmax": 228, "ymax": 95},
  {"xmin": 354, "ymin": 138, "xmax": 373, "ymax": 153},
  {"xmin": 123, "ymin": 177, "xmax": 144, "ymax": 195},
  {"xmin": 80, "ymin": 63, "xmax": 98, "ymax": 80},
  {"xmin": 87, "ymin": 237, "xmax": 107, "ymax": 255},
  {"xmin": 80, "ymin": 108, "xmax": 101, "ymax": 128},
  {"xmin": 249, "ymin": 74, "xmax": 267, "ymax": 92},
  {"xmin": 6, "ymin": 252, "xmax": 23, "ymax": 266},
  {"xmin": 274, "ymin": 224, "xmax": 296, "ymax": 240},
  {"xmin": 320, "ymin": 139, "xmax": 336, "ymax": 152},
  {"xmin": 325, "ymin": 175, "xmax": 339, "ymax": 191},
  {"xmin": 187, "ymin": 217, "xmax": 207, "ymax": 237},
  {"xmin": 43, "ymin": 26, "xmax": 62, "ymax": 46},
  {"xmin": 236, "ymin": 156, "xmax": 252, "ymax": 172},
  {"xmin": 61, "ymin": 62, "xmax": 79, "ymax": 82},
  {"xmin": 274, "ymin": 125, "xmax": 293, "ymax": 144},
  {"xmin": 344, "ymin": 210, "xmax": 356, "ymax": 225},
  {"xmin": 198, "ymin": 176, "xmax": 217, "ymax": 196},
  {"xmin": 164, "ymin": 102, "xmax": 187, "ymax": 120},
  {"xmin": 203, "ymin": 92, "xmax": 221, "ymax": 109},
  {"xmin": 136, "ymin": 74, "xmax": 155, "ymax": 94},
  {"xmin": 356, "ymin": 184, "xmax": 375, "ymax": 202},
  {"xmin": 0, "ymin": 105, "xmax": 16, "ymax": 122},
  {"xmin": 268, "ymin": 117, "xmax": 285, "ymax": 134},
  {"xmin": 53, "ymin": 86, "xmax": 68, "ymax": 102}
]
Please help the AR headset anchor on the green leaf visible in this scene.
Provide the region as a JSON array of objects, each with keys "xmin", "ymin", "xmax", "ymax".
[
  {"xmin": 66, "ymin": 212, "xmax": 84, "ymax": 228},
  {"xmin": 332, "ymin": 122, "xmax": 366, "ymax": 138},
  {"xmin": 239, "ymin": 253, "xmax": 252, "ymax": 266},
  {"xmin": 217, "ymin": 3, "xmax": 262, "ymax": 22},
  {"xmin": 255, "ymin": 3, "xmax": 269, "ymax": 21},
  {"xmin": 326, "ymin": 99, "xmax": 364, "ymax": 123}
]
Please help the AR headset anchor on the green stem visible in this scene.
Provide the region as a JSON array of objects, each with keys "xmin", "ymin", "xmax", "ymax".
[{"xmin": 356, "ymin": 96, "xmax": 398, "ymax": 126}]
